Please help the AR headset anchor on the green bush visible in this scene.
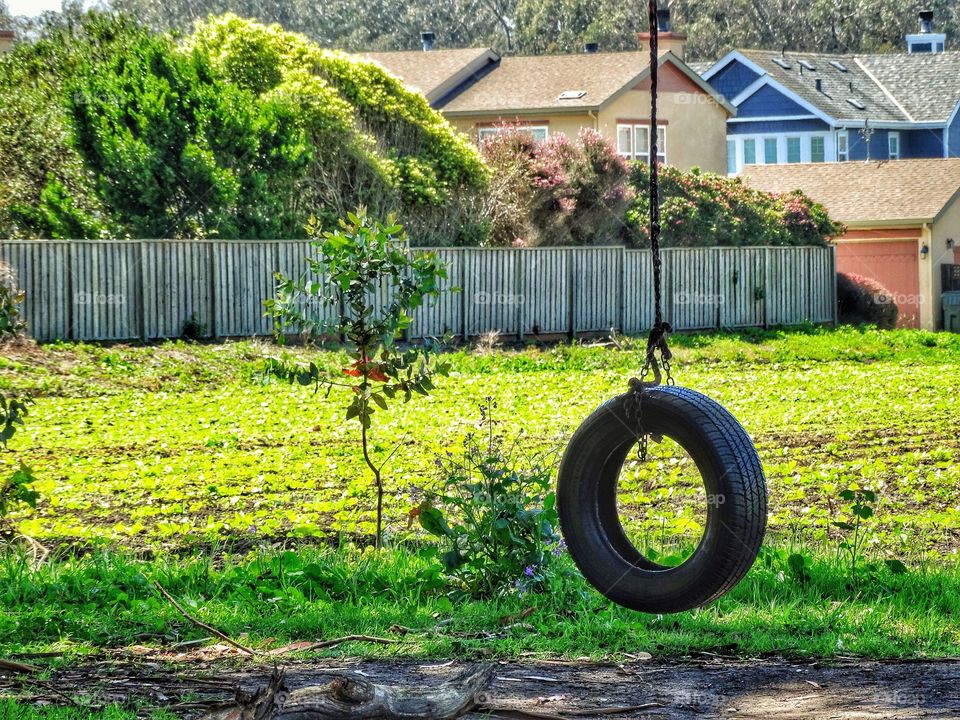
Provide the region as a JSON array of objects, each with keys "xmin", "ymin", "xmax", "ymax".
[
  {"xmin": 0, "ymin": 12, "xmax": 490, "ymax": 243},
  {"xmin": 837, "ymin": 272, "xmax": 899, "ymax": 329},
  {"xmin": 628, "ymin": 164, "xmax": 842, "ymax": 247}
]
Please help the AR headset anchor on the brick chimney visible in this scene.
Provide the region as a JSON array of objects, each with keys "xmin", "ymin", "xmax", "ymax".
[{"xmin": 637, "ymin": 8, "xmax": 687, "ymax": 61}]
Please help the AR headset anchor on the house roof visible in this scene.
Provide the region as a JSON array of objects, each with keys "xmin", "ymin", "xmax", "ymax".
[
  {"xmin": 734, "ymin": 49, "xmax": 905, "ymax": 123},
  {"xmin": 361, "ymin": 48, "xmax": 499, "ymax": 103},
  {"xmin": 438, "ymin": 51, "xmax": 734, "ymax": 116},
  {"xmin": 856, "ymin": 52, "xmax": 960, "ymax": 122},
  {"xmin": 740, "ymin": 158, "xmax": 960, "ymax": 225},
  {"xmin": 708, "ymin": 49, "xmax": 960, "ymax": 125},
  {"xmin": 436, "ymin": 50, "xmax": 653, "ymax": 114}
]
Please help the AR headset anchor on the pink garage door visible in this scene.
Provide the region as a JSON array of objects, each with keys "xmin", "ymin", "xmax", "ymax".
[{"xmin": 835, "ymin": 233, "xmax": 920, "ymax": 328}]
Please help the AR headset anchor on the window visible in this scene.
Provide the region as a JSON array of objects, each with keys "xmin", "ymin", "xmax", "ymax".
[
  {"xmin": 743, "ymin": 138, "xmax": 757, "ymax": 165},
  {"xmin": 786, "ymin": 137, "xmax": 801, "ymax": 163},
  {"xmin": 617, "ymin": 123, "xmax": 666, "ymax": 164},
  {"xmin": 837, "ymin": 131, "xmax": 848, "ymax": 161},
  {"xmin": 888, "ymin": 131, "xmax": 900, "ymax": 160},
  {"xmin": 727, "ymin": 140, "xmax": 737, "ymax": 175},
  {"xmin": 810, "ymin": 136, "xmax": 825, "ymax": 163},
  {"xmin": 764, "ymin": 137, "xmax": 778, "ymax": 164},
  {"xmin": 478, "ymin": 125, "xmax": 548, "ymax": 143}
]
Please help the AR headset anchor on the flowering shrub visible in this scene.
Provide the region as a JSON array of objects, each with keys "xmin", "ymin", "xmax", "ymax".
[
  {"xmin": 480, "ymin": 126, "xmax": 632, "ymax": 246},
  {"xmin": 416, "ymin": 399, "xmax": 562, "ymax": 599},
  {"xmin": 628, "ymin": 164, "xmax": 842, "ymax": 247},
  {"xmin": 837, "ymin": 273, "xmax": 899, "ymax": 329}
]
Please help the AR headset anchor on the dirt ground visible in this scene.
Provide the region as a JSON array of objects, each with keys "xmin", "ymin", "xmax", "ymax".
[{"xmin": 4, "ymin": 657, "xmax": 960, "ymax": 719}]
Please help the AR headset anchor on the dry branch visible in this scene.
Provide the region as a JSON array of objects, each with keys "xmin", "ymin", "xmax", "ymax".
[
  {"xmin": 0, "ymin": 658, "xmax": 39, "ymax": 674},
  {"xmin": 154, "ymin": 582, "xmax": 256, "ymax": 656}
]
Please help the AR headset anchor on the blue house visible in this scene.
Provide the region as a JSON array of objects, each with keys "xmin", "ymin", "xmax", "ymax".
[{"xmin": 701, "ymin": 13, "xmax": 960, "ymax": 174}]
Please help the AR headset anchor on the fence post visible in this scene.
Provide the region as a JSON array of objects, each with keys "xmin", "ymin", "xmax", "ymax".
[
  {"xmin": 461, "ymin": 249, "xmax": 469, "ymax": 342},
  {"xmin": 137, "ymin": 241, "xmax": 147, "ymax": 342},
  {"xmin": 715, "ymin": 248, "xmax": 722, "ymax": 329},
  {"xmin": 830, "ymin": 246, "xmax": 838, "ymax": 326},
  {"xmin": 761, "ymin": 248, "xmax": 770, "ymax": 329},
  {"xmin": 65, "ymin": 242, "xmax": 74, "ymax": 341},
  {"xmin": 516, "ymin": 249, "xmax": 524, "ymax": 341},
  {"xmin": 618, "ymin": 246, "xmax": 626, "ymax": 333},
  {"xmin": 568, "ymin": 250, "xmax": 575, "ymax": 338},
  {"xmin": 207, "ymin": 241, "xmax": 218, "ymax": 339}
]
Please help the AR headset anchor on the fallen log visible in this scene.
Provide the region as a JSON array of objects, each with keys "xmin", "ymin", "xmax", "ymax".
[{"xmin": 202, "ymin": 664, "xmax": 496, "ymax": 720}]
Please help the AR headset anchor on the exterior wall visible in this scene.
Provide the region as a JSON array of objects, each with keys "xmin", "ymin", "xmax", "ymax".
[
  {"xmin": 736, "ymin": 85, "xmax": 809, "ymax": 117},
  {"xmin": 930, "ymin": 199, "xmax": 960, "ymax": 329},
  {"xmin": 847, "ymin": 128, "xmax": 894, "ymax": 161},
  {"xmin": 948, "ymin": 109, "xmax": 960, "ymax": 157},
  {"xmin": 598, "ymin": 70, "xmax": 729, "ymax": 173},
  {"xmin": 835, "ymin": 230, "xmax": 923, "ymax": 328},
  {"xmin": 708, "ymin": 60, "xmax": 761, "ymax": 100},
  {"xmin": 901, "ymin": 128, "xmax": 944, "ymax": 158},
  {"xmin": 447, "ymin": 64, "xmax": 730, "ymax": 175}
]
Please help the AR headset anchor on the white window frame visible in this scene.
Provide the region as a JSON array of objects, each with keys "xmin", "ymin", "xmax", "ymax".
[
  {"xmin": 617, "ymin": 123, "xmax": 667, "ymax": 165},
  {"xmin": 810, "ymin": 135, "xmax": 826, "ymax": 163},
  {"xmin": 477, "ymin": 125, "xmax": 549, "ymax": 143},
  {"xmin": 888, "ymin": 131, "xmax": 900, "ymax": 160},
  {"xmin": 763, "ymin": 137, "xmax": 779, "ymax": 164},
  {"xmin": 786, "ymin": 136, "xmax": 802, "ymax": 163},
  {"xmin": 837, "ymin": 131, "xmax": 848, "ymax": 161}
]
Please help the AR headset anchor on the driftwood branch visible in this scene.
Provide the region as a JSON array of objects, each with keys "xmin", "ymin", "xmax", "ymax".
[
  {"xmin": 0, "ymin": 658, "xmax": 40, "ymax": 674},
  {"xmin": 202, "ymin": 665, "xmax": 496, "ymax": 720},
  {"xmin": 154, "ymin": 582, "xmax": 256, "ymax": 656}
]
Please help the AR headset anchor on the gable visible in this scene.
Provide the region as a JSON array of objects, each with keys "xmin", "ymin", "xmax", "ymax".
[
  {"xmin": 708, "ymin": 60, "xmax": 761, "ymax": 101},
  {"xmin": 736, "ymin": 84, "xmax": 811, "ymax": 118},
  {"xmin": 633, "ymin": 60, "xmax": 705, "ymax": 94}
]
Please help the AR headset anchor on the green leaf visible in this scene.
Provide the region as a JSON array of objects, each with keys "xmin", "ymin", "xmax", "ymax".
[
  {"xmin": 884, "ymin": 559, "xmax": 908, "ymax": 575},
  {"xmin": 418, "ymin": 505, "xmax": 451, "ymax": 538}
]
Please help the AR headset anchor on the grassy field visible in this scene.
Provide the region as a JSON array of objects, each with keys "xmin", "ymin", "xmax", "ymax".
[
  {"xmin": 2, "ymin": 326, "xmax": 959, "ymax": 555},
  {"xmin": 1, "ymin": 327, "xmax": 960, "ymax": 663}
]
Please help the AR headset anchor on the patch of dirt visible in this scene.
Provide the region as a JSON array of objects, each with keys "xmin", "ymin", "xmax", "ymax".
[{"xmin": 3, "ymin": 658, "xmax": 959, "ymax": 719}]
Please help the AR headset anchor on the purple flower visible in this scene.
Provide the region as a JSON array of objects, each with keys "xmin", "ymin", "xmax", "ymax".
[{"xmin": 524, "ymin": 565, "xmax": 536, "ymax": 577}]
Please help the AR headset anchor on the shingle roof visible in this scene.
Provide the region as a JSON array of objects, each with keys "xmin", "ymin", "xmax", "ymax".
[
  {"xmin": 361, "ymin": 48, "xmax": 498, "ymax": 102},
  {"xmin": 856, "ymin": 52, "xmax": 960, "ymax": 121},
  {"xmin": 437, "ymin": 51, "xmax": 651, "ymax": 113},
  {"xmin": 740, "ymin": 158, "xmax": 960, "ymax": 224},
  {"xmin": 719, "ymin": 49, "xmax": 960, "ymax": 124},
  {"xmin": 736, "ymin": 49, "xmax": 905, "ymax": 122}
]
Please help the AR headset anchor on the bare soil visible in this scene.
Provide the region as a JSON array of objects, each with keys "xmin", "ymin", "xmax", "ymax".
[{"xmin": 4, "ymin": 658, "xmax": 960, "ymax": 719}]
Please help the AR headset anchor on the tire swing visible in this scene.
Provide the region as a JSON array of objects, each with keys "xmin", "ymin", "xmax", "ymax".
[{"xmin": 556, "ymin": 0, "xmax": 768, "ymax": 614}]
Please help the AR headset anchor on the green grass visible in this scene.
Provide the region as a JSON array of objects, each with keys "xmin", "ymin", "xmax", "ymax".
[
  {"xmin": 0, "ymin": 543, "xmax": 958, "ymax": 661},
  {"xmin": 1, "ymin": 326, "xmax": 960, "ymax": 663},
  {"xmin": 0, "ymin": 702, "xmax": 174, "ymax": 720}
]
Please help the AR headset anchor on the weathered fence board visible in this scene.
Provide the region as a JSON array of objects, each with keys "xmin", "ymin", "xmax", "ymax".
[{"xmin": 0, "ymin": 241, "xmax": 836, "ymax": 342}]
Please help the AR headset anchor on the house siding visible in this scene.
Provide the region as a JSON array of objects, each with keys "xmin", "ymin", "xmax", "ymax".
[
  {"xmin": 708, "ymin": 61, "xmax": 761, "ymax": 100},
  {"xmin": 728, "ymin": 119, "xmax": 831, "ymax": 134},
  {"xmin": 736, "ymin": 85, "xmax": 811, "ymax": 117},
  {"xmin": 948, "ymin": 108, "xmax": 960, "ymax": 157},
  {"xmin": 847, "ymin": 129, "xmax": 892, "ymax": 160},
  {"xmin": 901, "ymin": 128, "xmax": 943, "ymax": 158}
]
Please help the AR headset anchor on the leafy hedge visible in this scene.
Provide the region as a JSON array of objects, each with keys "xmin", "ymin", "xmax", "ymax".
[
  {"xmin": 0, "ymin": 13, "xmax": 488, "ymax": 243},
  {"xmin": 628, "ymin": 165, "xmax": 843, "ymax": 247}
]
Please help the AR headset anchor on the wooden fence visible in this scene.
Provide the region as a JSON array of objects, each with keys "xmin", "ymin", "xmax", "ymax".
[{"xmin": 0, "ymin": 241, "xmax": 836, "ymax": 342}]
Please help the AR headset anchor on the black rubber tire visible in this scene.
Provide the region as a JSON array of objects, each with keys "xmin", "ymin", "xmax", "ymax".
[{"xmin": 557, "ymin": 385, "xmax": 767, "ymax": 613}]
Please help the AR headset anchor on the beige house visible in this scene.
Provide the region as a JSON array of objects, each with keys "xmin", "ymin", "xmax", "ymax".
[
  {"xmin": 742, "ymin": 159, "xmax": 960, "ymax": 330},
  {"xmin": 363, "ymin": 46, "xmax": 735, "ymax": 175},
  {"xmin": 0, "ymin": 30, "xmax": 14, "ymax": 54}
]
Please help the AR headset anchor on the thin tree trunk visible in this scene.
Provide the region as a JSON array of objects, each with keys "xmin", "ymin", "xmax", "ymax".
[{"xmin": 360, "ymin": 407, "xmax": 383, "ymax": 549}]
